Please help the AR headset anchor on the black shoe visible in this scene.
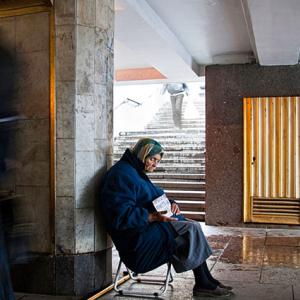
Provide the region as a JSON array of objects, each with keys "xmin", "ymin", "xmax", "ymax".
[
  {"xmin": 219, "ymin": 283, "xmax": 233, "ymax": 291},
  {"xmin": 193, "ymin": 285, "xmax": 231, "ymax": 297}
]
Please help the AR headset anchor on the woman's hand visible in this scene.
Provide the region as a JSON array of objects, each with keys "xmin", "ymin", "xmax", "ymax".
[
  {"xmin": 148, "ymin": 212, "xmax": 177, "ymax": 222},
  {"xmin": 171, "ymin": 203, "xmax": 181, "ymax": 215}
]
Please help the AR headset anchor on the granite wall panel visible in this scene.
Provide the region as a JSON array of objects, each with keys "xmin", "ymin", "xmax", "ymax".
[
  {"xmin": 56, "ymin": 138, "xmax": 75, "ymax": 197},
  {"xmin": 56, "ymin": 80, "xmax": 76, "ymax": 139},
  {"xmin": 205, "ymin": 64, "xmax": 300, "ymax": 225},
  {"xmin": 75, "ymin": 207, "xmax": 95, "ymax": 253},
  {"xmin": 55, "ymin": 25, "xmax": 76, "ymax": 81},
  {"xmin": 76, "ymin": 25, "xmax": 95, "ymax": 95},
  {"xmin": 75, "ymin": 151, "xmax": 95, "ymax": 208},
  {"xmin": 77, "ymin": 0, "xmax": 95, "ymax": 26},
  {"xmin": 11, "ymin": 255, "xmax": 55, "ymax": 294},
  {"xmin": 16, "ymin": 13, "xmax": 49, "ymax": 53},
  {"xmin": 1, "ymin": 13, "xmax": 51, "ymax": 258},
  {"xmin": 55, "ymin": 0, "xmax": 75, "ymax": 25},
  {"xmin": 0, "ymin": 17, "xmax": 16, "ymax": 52},
  {"xmin": 55, "ymin": 196, "xmax": 75, "ymax": 254}
]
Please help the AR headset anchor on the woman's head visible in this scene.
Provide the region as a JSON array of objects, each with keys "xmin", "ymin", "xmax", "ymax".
[{"xmin": 131, "ymin": 138, "xmax": 164, "ymax": 172}]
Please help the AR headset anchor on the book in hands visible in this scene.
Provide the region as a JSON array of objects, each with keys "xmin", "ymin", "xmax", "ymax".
[{"xmin": 152, "ymin": 194, "xmax": 172, "ymax": 217}]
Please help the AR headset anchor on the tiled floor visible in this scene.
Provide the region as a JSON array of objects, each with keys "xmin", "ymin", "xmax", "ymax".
[{"xmin": 15, "ymin": 224, "xmax": 300, "ymax": 300}]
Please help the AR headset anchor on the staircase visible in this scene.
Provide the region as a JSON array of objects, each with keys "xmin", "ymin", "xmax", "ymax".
[{"xmin": 113, "ymin": 96, "xmax": 206, "ymax": 221}]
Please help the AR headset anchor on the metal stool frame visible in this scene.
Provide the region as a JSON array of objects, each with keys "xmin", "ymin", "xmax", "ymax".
[{"xmin": 113, "ymin": 259, "xmax": 173, "ymax": 298}]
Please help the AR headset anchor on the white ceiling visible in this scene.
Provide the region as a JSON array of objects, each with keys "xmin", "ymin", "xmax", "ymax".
[{"xmin": 114, "ymin": 0, "xmax": 300, "ymax": 83}]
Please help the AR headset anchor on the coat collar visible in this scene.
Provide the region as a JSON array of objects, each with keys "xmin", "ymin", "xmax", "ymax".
[{"xmin": 120, "ymin": 148, "xmax": 149, "ymax": 180}]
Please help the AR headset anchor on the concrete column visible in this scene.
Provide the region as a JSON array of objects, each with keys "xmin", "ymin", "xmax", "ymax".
[{"xmin": 55, "ymin": 0, "xmax": 114, "ymax": 296}]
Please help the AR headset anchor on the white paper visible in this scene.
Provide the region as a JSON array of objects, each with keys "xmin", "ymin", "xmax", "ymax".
[{"xmin": 152, "ymin": 194, "xmax": 172, "ymax": 217}]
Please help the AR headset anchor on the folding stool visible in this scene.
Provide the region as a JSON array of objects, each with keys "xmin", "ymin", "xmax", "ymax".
[{"xmin": 113, "ymin": 258, "xmax": 173, "ymax": 298}]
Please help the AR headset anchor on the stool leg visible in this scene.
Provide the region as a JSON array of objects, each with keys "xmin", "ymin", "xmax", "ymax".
[
  {"xmin": 157, "ymin": 262, "xmax": 172, "ymax": 296},
  {"xmin": 113, "ymin": 259, "xmax": 123, "ymax": 293}
]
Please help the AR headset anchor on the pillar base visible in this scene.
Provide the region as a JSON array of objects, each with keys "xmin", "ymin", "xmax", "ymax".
[{"xmin": 11, "ymin": 248, "xmax": 112, "ymax": 296}]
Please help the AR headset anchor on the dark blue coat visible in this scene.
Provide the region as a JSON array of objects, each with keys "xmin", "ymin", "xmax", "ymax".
[{"xmin": 100, "ymin": 149, "xmax": 179, "ymax": 273}]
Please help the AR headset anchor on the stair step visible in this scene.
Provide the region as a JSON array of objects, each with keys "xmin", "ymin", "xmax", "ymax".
[
  {"xmin": 146, "ymin": 124, "xmax": 204, "ymax": 129},
  {"xmin": 115, "ymin": 136, "xmax": 205, "ymax": 143},
  {"xmin": 118, "ymin": 128, "xmax": 203, "ymax": 135},
  {"xmin": 113, "ymin": 158, "xmax": 205, "ymax": 165},
  {"xmin": 114, "ymin": 150, "xmax": 205, "ymax": 158},
  {"xmin": 162, "ymin": 151, "xmax": 205, "ymax": 158},
  {"xmin": 152, "ymin": 117, "xmax": 205, "ymax": 122},
  {"xmin": 165, "ymin": 190, "xmax": 205, "ymax": 199},
  {"xmin": 152, "ymin": 180, "xmax": 205, "ymax": 190},
  {"xmin": 114, "ymin": 145, "xmax": 206, "ymax": 152},
  {"xmin": 159, "ymin": 158, "xmax": 205, "ymax": 164},
  {"xmin": 116, "ymin": 131, "xmax": 205, "ymax": 138},
  {"xmin": 146, "ymin": 124, "xmax": 204, "ymax": 128},
  {"xmin": 181, "ymin": 211, "xmax": 205, "ymax": 222},
  {"xmin": 117, "ymin": 129, "xmax": 204, "ymax": 136},
  {"xmin": 114, "ymin": 140, "xmax": 205, "ymax": 147},
  {"xmin": 155, "ymin": 165, "xmax": 205, "ymax": 172},
  {"xmin": 163, "ymin": 145, "xmax": 205, "ymax": 151},
  {"xmin": 176, "ymin": 200, "xmax": 205, "ymax": 212},
  {"xmin": 163, "ymin": 153, "xmax": 205, "ymax": 159},
  {"xmin": 149, "ymin": 173, "xmax": 205, "ymax": 181},
  {"xmin": 146, "ymin": 124, "xmax": 203, "ymax": 129}
]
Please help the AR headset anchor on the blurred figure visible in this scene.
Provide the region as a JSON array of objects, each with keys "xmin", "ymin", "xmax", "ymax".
[
  {"xmin": 162, "ymin": 83, "xmax": 189, "ymax": 128},
  {"xmin": 0, "ymin": 45, "xmax": 16, "ymax": 300},
  {"xmin": 0, "ymin": 194, "xmax": 15, "ymax": 300}
]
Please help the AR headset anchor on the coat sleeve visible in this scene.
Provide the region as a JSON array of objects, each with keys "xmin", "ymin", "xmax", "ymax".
[{"xmin": 101, "ymin": 170, "xmax": 149, "ymax": 231}]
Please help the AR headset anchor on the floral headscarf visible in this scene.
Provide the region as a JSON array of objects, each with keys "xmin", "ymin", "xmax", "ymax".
[{"xmin": 131, "ymin": 138, "xmax": 164, "ymax": 163}]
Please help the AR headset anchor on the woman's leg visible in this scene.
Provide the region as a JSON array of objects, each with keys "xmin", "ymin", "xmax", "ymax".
[
  {"xmin": 202, "ymin": 260, "xmax": 220, "ymax": 285},
  {"xmin": 202, "ymin": 261, "xmax": 233, "ymax": 290},
  {"xmin": 192, "ymin": 261, "xmax": 231, "ymax": 297},
  {"xmin": 192, "ymin": 262, "xmax": 217, "ymax": 290}
]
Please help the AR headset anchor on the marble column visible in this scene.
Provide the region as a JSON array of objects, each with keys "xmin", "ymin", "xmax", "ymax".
[{"xmin": 55, "ymin": 0, "xmax": 114, "ymax": 296}]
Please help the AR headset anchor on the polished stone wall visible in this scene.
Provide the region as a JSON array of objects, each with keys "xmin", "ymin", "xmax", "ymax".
[
  {"xmin": 1, "ymin": 0, "xmax": 114, "ymax": 296},
  {"xmin": 205, "ymin": 64, "xmax": 300, "ymax": 225},
  {"xmin": 0, "ymin": 12, "xmax": 51, "ymax": 252},
  {"xmin": 55, "ymin": 0, "xmax": 114, "ymax": 295}
]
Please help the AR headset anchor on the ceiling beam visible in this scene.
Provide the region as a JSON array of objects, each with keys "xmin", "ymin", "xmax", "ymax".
[
  {"xmin": 115, "ymin": 0, "xmax": 200, "ymax": 81},
  {"xmin": 244, "ymin": 0, "xmax": 300, "ymax": 66},
  {"xmin": 240, "ymin": 0, "xmax": 258, "ymax": 64}
]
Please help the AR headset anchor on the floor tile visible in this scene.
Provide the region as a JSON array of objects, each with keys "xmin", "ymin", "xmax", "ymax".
[
  {"xmin": 211, "ymin": 261, "xmax": 261, "ymax": 283},
  {"xmin": 261, "ymin": 266, "xmax": 300, "ymax": 284},
  {"xmin": 263, "ymin": 245, "xmax": 300, "ymax": 267},
  {"xmin": 218, "ymin": 236, "xmax": 265, "ymax": 265},
  {"xmin": 266, "ymin": 236, "xmax": 300, "ymax": 247},
  {"xmin": 266, "ymin": 228, "xmax": 300, "ymax": 237},
  {"xmin": 213, "ymin": 282, "xmax": 293, "ymax": 300},
  {"xmin": 294, "ymin": 284, "xmax": 300, "ymax": 300},
  {"xmin": 15, "ymin": 294, "xmax": 79, "ymax": 300},
  {"xmin": 100, "ymin": 277, "xmax": 194, "ymax": 300}
]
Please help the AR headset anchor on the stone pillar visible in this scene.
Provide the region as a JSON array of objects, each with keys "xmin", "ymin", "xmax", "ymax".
[
  {"xmin": 55, "ymin": 0, "xmax": 114, "ymax": 296},
  {"xmin": 0, "ymin": 0, "xmax": 113, "ymax": 296}
]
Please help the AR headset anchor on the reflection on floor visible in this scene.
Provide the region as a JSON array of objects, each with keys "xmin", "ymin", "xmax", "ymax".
[{"xmin": 16, "ymin": 224, "xmax": 300, "ymax": 300}]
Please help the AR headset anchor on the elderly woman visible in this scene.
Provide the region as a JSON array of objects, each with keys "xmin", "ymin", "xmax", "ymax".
[{"xmin": 100, "ymin": 138, "xmax": 232, "ymax": 297}]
